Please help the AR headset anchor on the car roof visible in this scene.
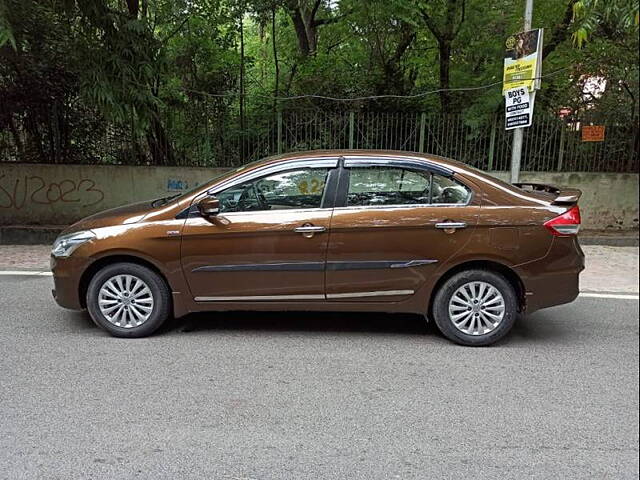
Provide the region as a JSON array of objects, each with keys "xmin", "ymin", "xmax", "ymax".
[{"xmin": 255, "ymin": 149, "xmax": 469, "ymax": 172}]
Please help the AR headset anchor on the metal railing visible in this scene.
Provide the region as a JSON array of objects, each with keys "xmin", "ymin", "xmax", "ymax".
[{"xmin": 1, "ymin": 110, "xmax": 637, "ymax": 172}]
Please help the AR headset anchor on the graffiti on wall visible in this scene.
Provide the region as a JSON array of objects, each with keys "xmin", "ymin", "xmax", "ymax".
[
  {"xmin": 0, "ymin": 174, "xmax": 105, "ymax": 210},
  {"xmin": 167, "ymin": 178, "xmax": 190, "ymax": 191}
]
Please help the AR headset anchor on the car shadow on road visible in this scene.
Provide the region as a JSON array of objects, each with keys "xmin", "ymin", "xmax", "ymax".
[
  {"xmin": 170, "ymin": 308, "xmax": 577, "ymax": 345},
  {"xmin": 67, "ymin": 306, "xmax": 575, "ymax": 345},
  {"xmin": 167, "ymin": 311, "xmax": 435, "ymax": 337}
]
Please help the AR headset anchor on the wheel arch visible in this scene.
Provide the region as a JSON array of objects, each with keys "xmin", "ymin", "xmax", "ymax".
[
  {"xmin": 427, "ymin": 260, "xmax": 526, "ymax": 318},
  {"xmin": 78, "ymin": 254, "xmax": 170, "ymax": 309}
]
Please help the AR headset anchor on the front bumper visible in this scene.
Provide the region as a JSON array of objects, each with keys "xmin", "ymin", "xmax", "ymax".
[{"xmin": 50, "ymin": 255, "xmax": 87, "ymax": 310}]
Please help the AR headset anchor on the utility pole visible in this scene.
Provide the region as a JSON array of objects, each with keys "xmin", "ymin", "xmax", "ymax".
[
  {"xmin": 510, "ymin": 0, "xmax": 534, "ymax": 184},
  {"xmin": 239, "ymin": 8, "xmax": 246, "ymax": 161}
]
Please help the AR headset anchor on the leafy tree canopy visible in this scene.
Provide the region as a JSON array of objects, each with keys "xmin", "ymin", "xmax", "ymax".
[{"xmin": 0, "ymin": 0, "xmax": 637, "ymax": 164}]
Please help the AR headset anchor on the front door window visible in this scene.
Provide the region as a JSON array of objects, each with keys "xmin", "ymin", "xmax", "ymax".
[{"xmin": 217, "ymin": 168, "xmax": 329, "ymax": 213}]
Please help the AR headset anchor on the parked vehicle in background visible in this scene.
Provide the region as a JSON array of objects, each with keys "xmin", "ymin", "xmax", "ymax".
[{"xmin": 51, "ymin": 150, "xmax": 585, "ymax": 346}]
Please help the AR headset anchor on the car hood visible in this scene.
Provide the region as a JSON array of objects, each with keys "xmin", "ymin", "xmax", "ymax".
[{"xmin": 64, "ymin": 200, "xmax": 152, "ymax": 234}]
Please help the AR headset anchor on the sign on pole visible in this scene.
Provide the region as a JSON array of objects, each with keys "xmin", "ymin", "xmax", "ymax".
[
  {"xmin": 503, "ymin": 28, "xmax": 544, "ymax": 94},
  {"xmin": 506, "ymin": 1, "xmax": 539, "ymax": 184},
  {"xmin": 504, "ymin": 87, "xmax": 534, "ymax": 130}
]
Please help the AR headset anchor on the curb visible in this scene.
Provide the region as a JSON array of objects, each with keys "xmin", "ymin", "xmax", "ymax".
[
  {"xmin": 0, "ymin": 226, "xmax": 63, "ymax": 245},
  {"xmin": 1, "ymin": 225, "xmax": 638, "ymax": 247},
  {"xmin": 578, "ymin": 234, "xmax": 639, "ymax": 247}
]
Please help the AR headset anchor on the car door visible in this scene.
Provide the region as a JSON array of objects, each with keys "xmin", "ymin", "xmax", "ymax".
[
  {"xmin": 325, "ymin": 157, "xmax": 480, "ymax": 302},
  {"xmin": 181, "ymin": 158, "xmax": 339, "ymax": 301}
]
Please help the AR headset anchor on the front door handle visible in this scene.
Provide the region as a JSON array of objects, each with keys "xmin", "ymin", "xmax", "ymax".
[
  {"xmin": 435, "ymin": 222, "xmax": 467, "ymax": 230},
  {"xmin": 294, "ymin": 224, "xmax": 326, "ymax": 238}
]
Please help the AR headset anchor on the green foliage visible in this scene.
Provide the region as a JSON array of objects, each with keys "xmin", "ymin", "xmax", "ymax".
[
  {"xmin": 0, "ymin": 0, "xmax": 638, "ymax": 165},
  {"xmin": 572, "ymin": 0, "xmax": 639, "ymax": 47}
]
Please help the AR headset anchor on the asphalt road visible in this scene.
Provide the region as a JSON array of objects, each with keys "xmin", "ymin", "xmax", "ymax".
[{"xmin": 0, "ymin": 275, "xmax": 638, "ymax": 480}]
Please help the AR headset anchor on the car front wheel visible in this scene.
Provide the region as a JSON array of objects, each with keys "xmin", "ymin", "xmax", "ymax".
[
  {"xmin": 86, "ymin": 262, "xmax": 171, "ymax": 338},
  {"xmin": 432, "ymin": 269, "xmax": 518, "ymax": 346}
]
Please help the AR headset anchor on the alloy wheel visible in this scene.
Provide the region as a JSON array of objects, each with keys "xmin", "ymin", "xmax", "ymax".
[
  {"xmin": 448, "ymin": 281, "xmax": 506, "ymax": 336},
  {"xmin": 98, "ymin": 274, "xmax": 154, "ymax": 328}
]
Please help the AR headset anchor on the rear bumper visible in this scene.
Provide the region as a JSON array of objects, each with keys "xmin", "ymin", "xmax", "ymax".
[
  {"xmin": 517, "ymin": 236, "xmax": 585, "ymax": 313},
  {"xmin": 523, "ymin": 269, "xmax": 581, "ymax": 313}
]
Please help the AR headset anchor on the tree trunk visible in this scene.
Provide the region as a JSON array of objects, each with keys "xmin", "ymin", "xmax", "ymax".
[
  {"xmin": 289, "ymin": 8, "xmax": 311, "ymax": 56},
  {"xmin": 306, "ymin": 22, "xmax": 317, "ymax": 55},
  {"xmin": 125, "ymin": 0, "xmax": 139, "ymax": 17},
  {"xmin": 438, "ymin": 40, "xmax": 451, "ymax": 113},
  {"xmin": 285, "ymin": 0, "xmax": 333, "ymax": 57},
  {"xmin": 7, "ymin": 116, "xmax": 23, "ymax": 157},
  {"xmin": 146, "ymin": 114, "xmax": 172, "ymax": 165}
]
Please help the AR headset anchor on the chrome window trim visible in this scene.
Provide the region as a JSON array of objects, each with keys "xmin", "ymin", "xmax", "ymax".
[
  {"xmin": 343, "ymin": 155, "xmax": 453, "ymax": 177},
  {"xmin": 180, "ymin": 205, "xmax": 335, "ymax": 220},
  {"xmin": 332, "ymin": 202, "xmax": 472, "ymax": 212},
  {"xmin": 211, "ymin": 207, "xmax": 335, "ymax": 218},
  {"xmin": 206, "ymin": 157, "xmax": 338, "ymax": 197}
]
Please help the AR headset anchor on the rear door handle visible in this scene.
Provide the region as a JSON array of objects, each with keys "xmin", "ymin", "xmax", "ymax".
[
  {"xmin": 294, "ymin": 225, "xmax": 327, "ymax": 233},
  {"xmin": 435, "ymin": 222, "xmax": 467, "ymax": 230}
]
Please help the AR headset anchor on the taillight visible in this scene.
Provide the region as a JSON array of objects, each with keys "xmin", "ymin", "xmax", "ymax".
[{"xmin": 544, "ymin": 205, "xmax": 581, "ymax": 236}]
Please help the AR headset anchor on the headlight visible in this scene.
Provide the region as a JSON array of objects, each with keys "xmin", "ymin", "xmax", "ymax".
[{"xmin": 51, "ymin": 230, "xmax": 96, "ymax": 258}]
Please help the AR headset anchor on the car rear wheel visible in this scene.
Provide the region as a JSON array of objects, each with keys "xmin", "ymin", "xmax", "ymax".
[
  {"xmin": 86, "ymin": 263, "xmax": 171, "ymax": 338},
  {"xmin": 432, "ymin": 269, "xmax": 518, "ymax": 346}
]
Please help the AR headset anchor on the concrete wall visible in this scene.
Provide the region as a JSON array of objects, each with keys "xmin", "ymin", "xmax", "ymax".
[
  {"xmin": 0, "ymin": 163, "xmax": 227, "ymax": 226},
  {"xmin": 1, "ymin": 163, "xmax": 637, "ymax": 230}
]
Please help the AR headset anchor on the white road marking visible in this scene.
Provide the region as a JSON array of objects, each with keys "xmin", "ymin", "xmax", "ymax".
[
  {"xmin": 579, "ymin": 292, "xmax": 639, "ymax": 300},
  {"xmin": 0, "ymin": 271, "xmax": 52, "ymax": 276}
]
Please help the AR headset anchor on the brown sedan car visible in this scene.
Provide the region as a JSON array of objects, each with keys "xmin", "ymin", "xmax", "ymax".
[{"xmin": 51, "ymin": 150, "xmax": 584, "ymax": 346}]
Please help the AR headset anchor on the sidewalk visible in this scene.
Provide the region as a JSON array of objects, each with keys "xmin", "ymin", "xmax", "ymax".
[{"xmin": 0, "ymin": 244, "xmax": 637, "ymax": 294}]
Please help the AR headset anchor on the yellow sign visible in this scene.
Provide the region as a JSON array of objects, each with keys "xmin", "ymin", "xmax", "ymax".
[
  {"xmin": 504, "ymin": 59, "xmax": 536, "ymax": 92},
  {"xmin": 503, "ymin": 29, "xmax": 544, "ymax": 94}
]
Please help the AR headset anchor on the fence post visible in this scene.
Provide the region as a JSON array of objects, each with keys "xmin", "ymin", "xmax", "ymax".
[
  {"xmin": 487, "ymin": 115, "xmax": 497, "ymax": 171},
  {"xmin": 557, "ymin": 124, "xmax": 565, "ymax": 172},
  {"xmin": 418, "ymin": 112, "xmax": 426, "ymax": 153},
  {"xmin": 277, "ymin": 110, "xmax": 283, "ymax": 154},
  {"xmin": 348, "ymin": 112, "xmax": 355, "ymax": 149},
  {"xmin": 628, "ymin": 125, "xmax": 638, "ymax": 172}
]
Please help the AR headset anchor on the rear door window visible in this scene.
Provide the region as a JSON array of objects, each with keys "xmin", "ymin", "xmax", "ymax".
[
  {"xmin": 346, "ymin": 167, "xmax": 470, "ymax": 206},
  {"xmin": 347, "ymin": 167, "xmax": 430, "ymax": 207},
  {"xmin": 430, "ymin": 174, "xmax": 472, "ymax": 204}
]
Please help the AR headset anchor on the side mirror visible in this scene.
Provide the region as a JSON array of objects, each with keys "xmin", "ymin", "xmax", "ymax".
[{"xmin": 198, "ymin": 196, "xmax": 220, "ymax": 216}]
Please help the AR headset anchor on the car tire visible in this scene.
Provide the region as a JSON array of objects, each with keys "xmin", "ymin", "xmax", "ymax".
[
  {"xmin": 86, "ymin": 262, "xmax": 171, "ymax": 338},
  {"xmin": 432, "ymin": 269, "xmax": 518, "ymax": 346}
]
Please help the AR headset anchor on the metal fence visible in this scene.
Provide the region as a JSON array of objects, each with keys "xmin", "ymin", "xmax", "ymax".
[{"xmin": 1, "ymin": 110, "xmax": 638, "ymax": 172}]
